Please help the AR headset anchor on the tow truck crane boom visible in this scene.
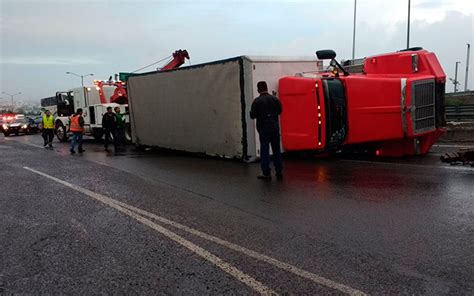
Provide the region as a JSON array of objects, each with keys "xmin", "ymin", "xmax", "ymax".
[
  {"xmin": 160, "ymin": 50, "xmax": 190, "ymax": 71},
  {"xmin": 95, "ymin": 49, "xmax": 190, "ymax": 104}
]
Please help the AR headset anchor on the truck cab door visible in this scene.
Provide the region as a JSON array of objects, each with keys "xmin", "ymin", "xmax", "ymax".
[
  {"xmin": 279, "ymin": 77, "xmax": 326, "ymax": 151},
  {"xmin": 73, "ymin": 87, "xmax": 90, "ymax": 132}
]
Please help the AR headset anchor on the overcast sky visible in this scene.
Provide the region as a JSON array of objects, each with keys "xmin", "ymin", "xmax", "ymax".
[{"xmin": 1, "ymin": 0, "xmax": 473, "ymax": 103}]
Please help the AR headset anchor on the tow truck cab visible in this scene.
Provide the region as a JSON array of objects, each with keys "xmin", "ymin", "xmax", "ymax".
[
  {"xmin": 279, "ymin": 48, "xmax": 446, "ymax": 157},
  {"xmin": 53, "ymin": 86, "xmax": 130, "ymax": 142}
]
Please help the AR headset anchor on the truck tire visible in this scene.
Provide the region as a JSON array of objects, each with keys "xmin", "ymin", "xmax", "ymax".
[
  {"xmin": 56, "ymin": 122, "xmax": 68, "ymax": 142},
  {"xmin": 3, "ymin": 132, "xmax": 9, "ymax": 137},
  {"xmin": 124, "ymin": 123, "xmax": 132, "ymax": 144},
  {"xmin": 92, "ymin": 128, "xmax": 104, "ymax": 141}
]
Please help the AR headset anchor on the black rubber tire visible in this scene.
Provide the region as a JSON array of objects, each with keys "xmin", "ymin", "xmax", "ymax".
[
  {"xmin": 92, "ymin": 128, "xmax": 104, "ymax": 141},
  {"xmin": 56, "ymin": 123, "xmax": 68, "ymax": 142},
  {"xmin": 3, "ymin": 132, "xmax": 9, "ymax": 137},
  {"xmin": 124, "ymin": 123, "xmax": 132, "ymax": 144}
]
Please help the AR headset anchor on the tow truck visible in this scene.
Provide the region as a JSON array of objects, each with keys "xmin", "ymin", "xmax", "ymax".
[
  {"xmin": 279, "ymin": 47, "xmax": 446, "ymax": 157},
  {"xmin": 49, "ymin": 49, "xmax": 190, "ymax": 142}
]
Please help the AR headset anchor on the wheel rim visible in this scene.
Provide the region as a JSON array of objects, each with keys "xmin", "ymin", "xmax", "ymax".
[
  {"xmin": 125, "ymin": 124, "xmax": 132, "ymax": 143},
  {"xmin": 57, "ymin": 126, "xmax": 65, "ymax": 139}
]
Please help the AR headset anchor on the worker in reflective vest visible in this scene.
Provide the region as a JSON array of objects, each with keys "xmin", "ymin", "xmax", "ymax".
[
  {"xmin": 69, "ymin": 108, "xmax": 85, "ymax": 154},
  {"xmin": 42, "ymin": 110, "xmax": 55, "ymax": 148}
]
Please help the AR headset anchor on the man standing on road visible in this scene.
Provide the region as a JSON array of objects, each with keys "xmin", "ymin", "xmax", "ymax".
[
  {"xmin": 114, "ymin": 106, "xmax": 125, "ymax": 150},
  {"xmin": 41, "ymin": 110, "xmax": 55, "ymax": 149},
  {"xmin": 69, "ymin": 108, "xmax": 85, "ymax": 154},
  {"xmin": 250, "ymin": 81, "xmax": 283, "ymax": 180},
  {"xmin": 102, "ymin": 106, "xmax": 118, "ymax": 152}
]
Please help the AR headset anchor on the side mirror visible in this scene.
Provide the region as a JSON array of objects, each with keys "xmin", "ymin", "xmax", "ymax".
[
  {"xmin": 316, "ymin": 49, "xmax": 350, "ymax": 76},
  {"xmin": 316, "ymin": 49, "xmax": 337, "ymax": 60}
]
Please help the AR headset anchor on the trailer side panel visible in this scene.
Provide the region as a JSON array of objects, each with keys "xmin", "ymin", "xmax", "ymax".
[{"xmin": 128, "ymin": 59, "xmax": 245, "ymax": 158}]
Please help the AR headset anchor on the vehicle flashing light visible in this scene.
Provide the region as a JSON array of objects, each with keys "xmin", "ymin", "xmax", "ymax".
[{"xmin": 376, "ymin": 149, "xmax": 380, "ymax": 156}]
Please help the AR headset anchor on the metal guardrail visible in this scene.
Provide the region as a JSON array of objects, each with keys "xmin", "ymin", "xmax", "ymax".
[
  {"xmin": 445, "ymin": 104, "xmax": 474, "ymax": 121},
  {"xmin": 445, "ymin": 91, "xmax": 474, "ymax": 98}
]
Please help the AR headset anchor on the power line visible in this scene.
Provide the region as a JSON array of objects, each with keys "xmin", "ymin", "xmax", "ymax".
[
  {"xmin": 132, "ymin": 55, "xmax": 172, "ymax": 73},
  {"xmin": 157, "ymin": 57, "xmax": 173, "ymax": 71}
]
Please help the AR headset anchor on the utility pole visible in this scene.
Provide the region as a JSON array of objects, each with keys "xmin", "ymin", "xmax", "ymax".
[
  {"xmin": 352, "ymin": 0, "xmax": 357, "ymax": 61},
  {"xmin": 452, "ymin": 61, "xmax": 461, "ymax": 92},
  {"xmin": 465, "ymin": 43, "xmax": 470, "ymax": 91},
  {"xmin": 1, "ymin": 91, "xmax": 21, "ymax": 107},
  {"xmin": 66, "ymin": 72, "xmax": 94, "ymax": 87},
  {"xmin": 407, "ymin": 0, "xmax": 411, "ymax": 49}
]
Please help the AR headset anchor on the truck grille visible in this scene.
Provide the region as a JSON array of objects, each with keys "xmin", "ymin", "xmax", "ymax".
[{"xmin": 412, "ymin": 80, "xmax": 436, "ymax": 134}]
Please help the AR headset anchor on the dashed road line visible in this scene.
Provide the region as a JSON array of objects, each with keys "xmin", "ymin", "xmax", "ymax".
[{"xmin": 23, "ymin": 166, "xmax": 367, "ymax": 296}]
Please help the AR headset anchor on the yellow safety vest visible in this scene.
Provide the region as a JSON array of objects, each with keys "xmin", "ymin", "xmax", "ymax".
[{"xmin": 42, "ymin": 115, "xmax": 54, "ymax": 129}]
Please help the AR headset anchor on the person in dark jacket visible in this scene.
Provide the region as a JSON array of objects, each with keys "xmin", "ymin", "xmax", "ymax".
[
  {"xmin": 114, "ymin": 106, "xmax": 125, "ymax": 149},
  {"xmin": 102, "ymin": 106, "xmax": 118, "ymax": 152},
  {"xmin": 250, "ymin": 81, "xmax": 283, "ymax": 180}
]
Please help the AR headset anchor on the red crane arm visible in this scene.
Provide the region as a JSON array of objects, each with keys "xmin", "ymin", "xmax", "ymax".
[{"xmin": 160, "ymin": 50, "xmax": 190, "ymax": 71}]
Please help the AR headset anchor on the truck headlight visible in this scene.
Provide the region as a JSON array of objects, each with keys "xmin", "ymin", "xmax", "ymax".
[
  {"xmin": 22, "ymin": 124, "xmax": 28, "ymax": 129},
  {"xmin": 2, "ymin": 124, "xmax": 8, "ymax": 130}
]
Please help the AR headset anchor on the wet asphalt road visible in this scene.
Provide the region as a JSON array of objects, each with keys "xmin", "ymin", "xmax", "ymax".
[{"xmin": 1, "ymin": 134, "xmax": 473, "ymax": 295}]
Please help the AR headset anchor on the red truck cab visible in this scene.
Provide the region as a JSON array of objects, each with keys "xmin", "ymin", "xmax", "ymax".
[{"xmin": 279, "ymin": 48, "xmax": 446, "ymax": 157}]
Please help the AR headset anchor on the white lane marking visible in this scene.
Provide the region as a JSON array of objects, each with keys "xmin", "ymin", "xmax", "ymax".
[
  {"xmin": 24, "ymin": 167, "xmax": 366, "ymax": 296},
  {"xmin": 341, "ymin": 159, "xmax": 473, "ymax": 172},
  {"xmin": 23, "ymin": 167, "xmax": 276, "ymax": 295},
  {"xmin": 27, "ymin": 143, "xmax": 46, "ymax": 149},
  {"xmin": 113, "ymin": 199, "xmax": 367, "ymax": 296}
]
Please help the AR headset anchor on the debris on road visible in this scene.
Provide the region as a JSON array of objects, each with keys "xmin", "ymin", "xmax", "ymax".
[{"xmin": 440, "ymin": 148, "xmax": 474, "ymax": 166}]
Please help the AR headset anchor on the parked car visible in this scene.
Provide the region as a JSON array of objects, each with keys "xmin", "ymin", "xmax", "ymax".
[
  {"xmin": 2, "ymin": 118, "xmax": 39, "ymax": 136},
  {"xmin": 31, "ymin": 116, "xmax": 44, "ymax": 131}
]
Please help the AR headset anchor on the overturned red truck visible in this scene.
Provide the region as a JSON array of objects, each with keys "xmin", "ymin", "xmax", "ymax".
[
  {"xmin": 127, "ymin": 48, "xmax": 446, "ymax": 160},
  {"xmin": 280, "ymin": 47, "xmax": 446, "ymax": 157}
]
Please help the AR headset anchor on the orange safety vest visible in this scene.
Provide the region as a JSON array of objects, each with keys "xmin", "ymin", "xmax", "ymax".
[{"xmin": 69, "ymin": 115, "xmax": 83, "ymax": 132}]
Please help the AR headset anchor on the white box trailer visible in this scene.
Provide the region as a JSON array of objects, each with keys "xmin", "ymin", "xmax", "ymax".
[{"xmin": 127, "ymin": 56, "xmax": 321, "ymax": 160}]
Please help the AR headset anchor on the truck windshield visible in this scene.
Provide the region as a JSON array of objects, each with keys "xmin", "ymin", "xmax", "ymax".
[
  {"xmin": 323, "ymin": 79, "xmax": 347, "ymax": 148},
  {"xmin": 57, "ymin": 93, "xmax": 74, "ymax": 117}
]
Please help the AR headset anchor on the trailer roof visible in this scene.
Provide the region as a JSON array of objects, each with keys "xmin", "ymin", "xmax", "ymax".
[
  {"xmin": 242, "ymin": 55, "xmax": 318, "ymax": 62},
  {"xmin": 129, "ymin": 55, "xmax": 319, "ymax": 78}
]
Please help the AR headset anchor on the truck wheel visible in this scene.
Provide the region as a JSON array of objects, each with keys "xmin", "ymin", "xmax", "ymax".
[
  {"xmin": 92, "ymin": 129, "xmax": 104, "ymax": 141},
  {"xmin": 124, "ymin": 123, "xmax": 132, "ymax": 144},
  {"xmin": 3, "ymin": 132, "xmax": 9, "ymax": 137},
  {"xmin": 56, "ymin": 123, "xmax": 68, "ymax": 142}
]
